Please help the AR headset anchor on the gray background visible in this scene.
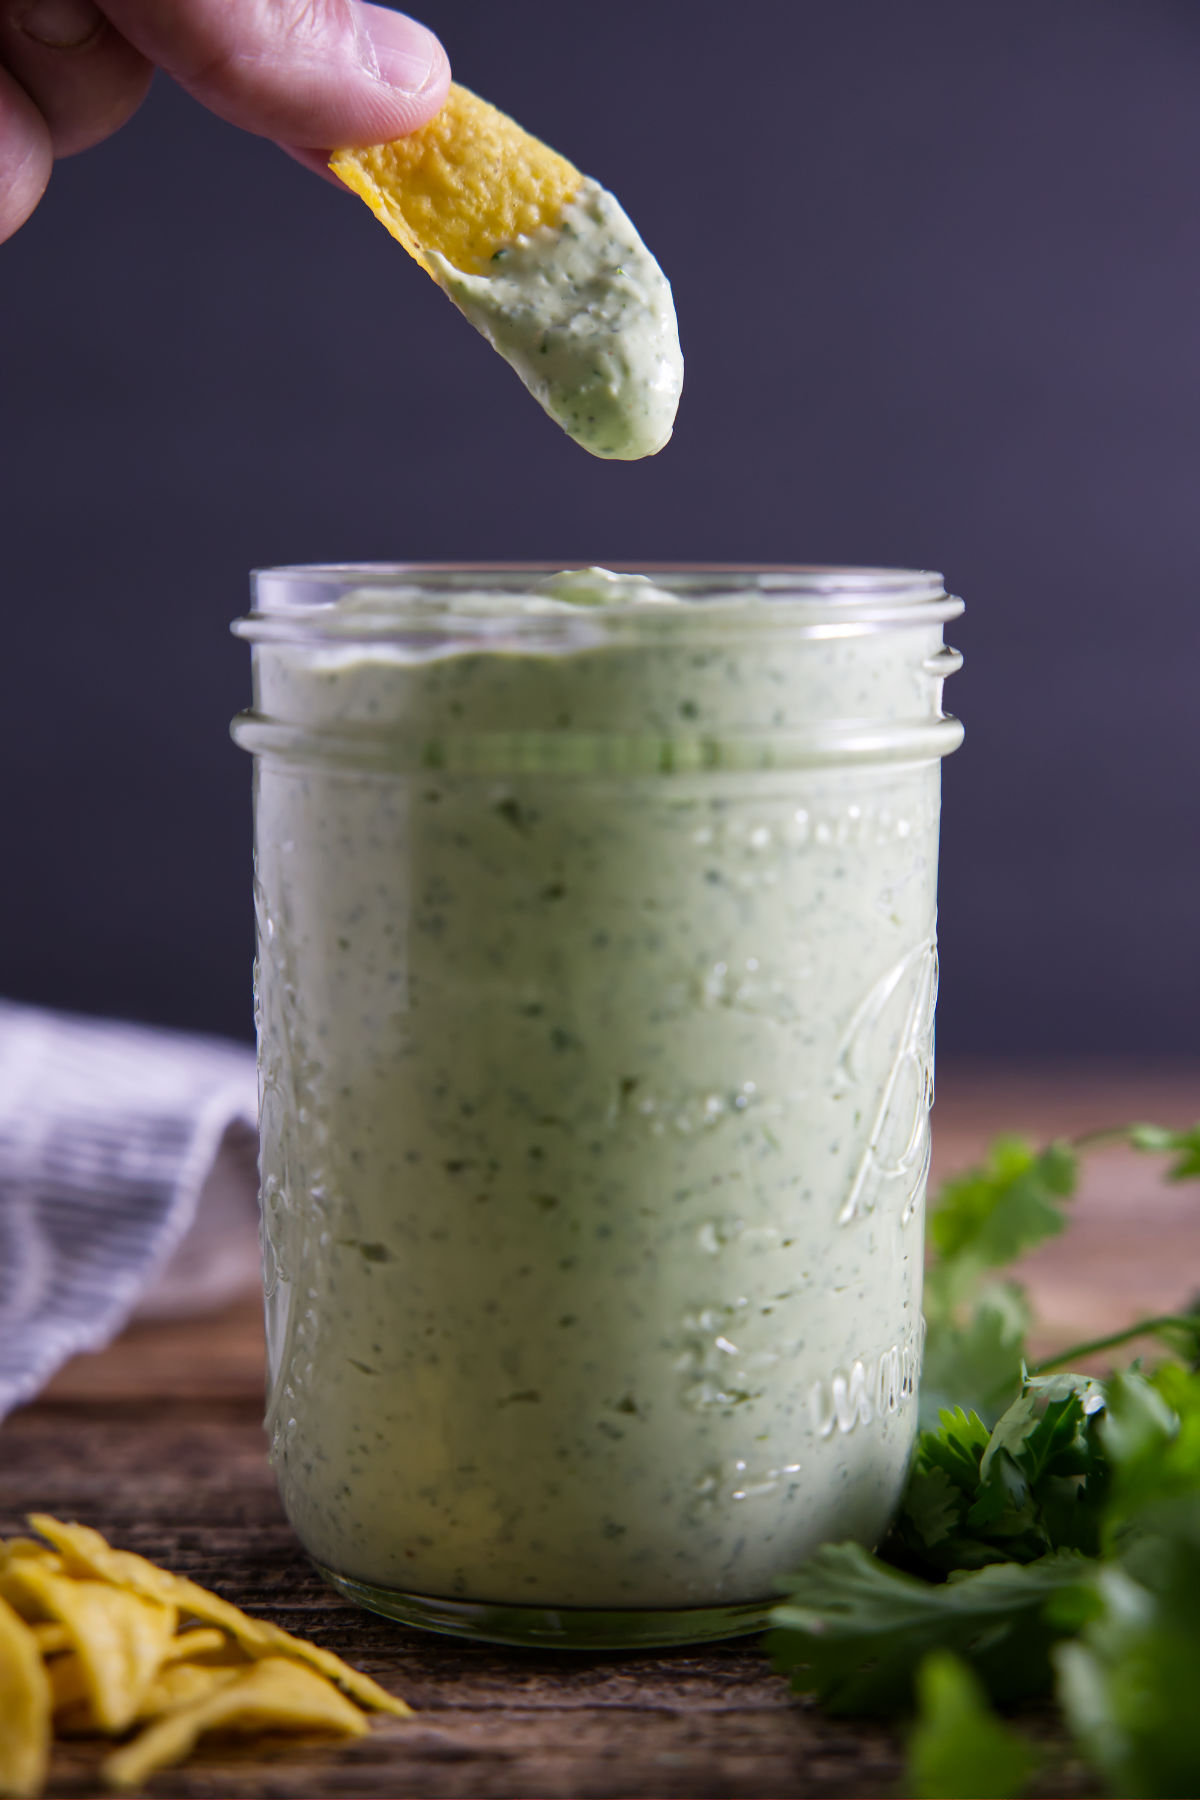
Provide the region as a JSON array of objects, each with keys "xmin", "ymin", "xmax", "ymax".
[{"xmin": 1, "ymin": 0, "xmax": 1196, "ymax": 1055}]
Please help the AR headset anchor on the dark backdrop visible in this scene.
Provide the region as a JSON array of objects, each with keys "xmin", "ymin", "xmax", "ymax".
[{"xmin": 2, "ymin": 0, "xmax": 1197, "ymax": 1054}]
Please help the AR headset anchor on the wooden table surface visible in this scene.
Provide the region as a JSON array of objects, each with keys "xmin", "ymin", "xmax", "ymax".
[{"xmin": 4, "ymin": 1063, "xmax": 1197, "ymax": 1799}]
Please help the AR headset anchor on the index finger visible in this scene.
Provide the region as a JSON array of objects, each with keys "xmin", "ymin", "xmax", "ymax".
[{"xmin": 95, "ymin": 0, "xmax": 449, "ymax": 145}]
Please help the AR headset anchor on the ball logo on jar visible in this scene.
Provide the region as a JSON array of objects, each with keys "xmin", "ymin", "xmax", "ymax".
[{"xmin": 833, "ymin": 936, "xmax": 939, "ymax": 1226}]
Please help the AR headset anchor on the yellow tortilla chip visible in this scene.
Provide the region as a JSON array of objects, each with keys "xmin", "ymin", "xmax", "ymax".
[
  {"xmin": 29, "ymin": 1625, "xmax": 69, "ymax": 1657},
  {"xmin": 0, "ymin": 1592, "xmax": 50, "ymax": 1799},
  {"xmin": 330, "ymin": 82, "xmax": 582, "ymax": 277},
  {"xmin": 0, "ymin": 1573, "xmax": 43, "ymax": 1622},
  {"xmin": 46, "ymin": 1633, "xmax": 240, "ymax": 1736},
  {"xmin": 161, "ymin": 1627, "xmax": 230, "ymax": 1665},
  {"xmin": 44, "ymin": 1652, "xmax": 88, "ymax": 1715},
  {"xmin": 0, "ymin": 1547, "xmax": 62, "ymax": 1622},
  {"xmin": 2, "ymin": 1562, "xmax": 175, "ymax": 1734},
  {"xmin": 0, "ymin": 1543, "xmax": 60, "ymax": 1573},
  {"xmin": 43, "ymin": 1662, "xmax": 102, "ymax": 1741},
  {"xmin": 27, "ymin": 1521, "xmax": 177, "ymax": 1607},
  {"xmin": 102, "ymin": 1657, "xmax": 368, "ymax": 1791},
  {"xmin": 136, "ymin": 1661, "xmax": 241, "ymax": 1721},
  {"xmin": 28, "ymin": 1519, "xmax": 410, "ymax": 1718}
]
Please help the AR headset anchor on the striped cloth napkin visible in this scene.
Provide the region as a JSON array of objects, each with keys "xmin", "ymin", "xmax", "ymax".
[{"xmin": 0, "ymin": 1001, "xmax": 260, "ymax": 1421}]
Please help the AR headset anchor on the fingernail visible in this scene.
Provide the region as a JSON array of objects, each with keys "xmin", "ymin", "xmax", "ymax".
[
  {"xmin": 362, "ymin": 9, "xmax": 442, "ymax": 95},
  {"xmin": 16, "ymin": 0, "xmax": 103, "ymax": 48}
]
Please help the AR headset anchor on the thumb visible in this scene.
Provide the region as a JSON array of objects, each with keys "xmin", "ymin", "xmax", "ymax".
[{"xmin": 97, "ymin": 0, "xmax": 450, "ymax": 145}]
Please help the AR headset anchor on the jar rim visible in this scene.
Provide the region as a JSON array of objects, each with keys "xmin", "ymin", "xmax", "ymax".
[
  {"xmin": 236, "ymin": 564, "xmax": 962, "ymax": 645},
  {"xmin": 252, "ymin": 561, "xmax": 945, "ymax": 596}
]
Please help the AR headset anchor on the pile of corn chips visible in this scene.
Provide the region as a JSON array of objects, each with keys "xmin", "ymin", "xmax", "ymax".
[{"xmin": 0, "ymin": 1516, "xmax": 410, "ymax": 1796}]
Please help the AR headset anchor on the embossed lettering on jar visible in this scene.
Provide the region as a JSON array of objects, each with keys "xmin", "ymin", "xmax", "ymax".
[{"xmin": 232, "ymin": 565, "xmax": 964, "ymax": 1650}]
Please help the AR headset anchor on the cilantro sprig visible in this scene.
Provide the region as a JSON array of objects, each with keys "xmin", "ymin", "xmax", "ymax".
[
  {"xmin": 768, "ymin": 1119, "xmax": 1200, "ymax": 1798},
  {"xmin": 920, "ymin": 1124, "xmax": 1200, "ymax": 1427},
  {"xmin": 887, "ymin": 1376, "xmax": 1110, "ymax": 1580},
  {"xmin": 769, "ymin": 1543, "xmax": 1087, "ymax": 1714}
]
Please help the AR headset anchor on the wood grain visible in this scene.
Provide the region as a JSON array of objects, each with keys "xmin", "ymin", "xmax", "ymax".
[
  {"xmin": 1, "ymin": 1399, "xmax": 908, "ymax": 1799},
  {"xmin": 5, "ymin": 1063, "xmax": 1197, "ymax": 1797}
]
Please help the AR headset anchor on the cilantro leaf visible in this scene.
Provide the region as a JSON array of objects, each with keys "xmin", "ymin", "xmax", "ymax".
[
  {"xmin": 1101, "ymin": 1365, "xmax": 1200, "ymax": 1543},
  {"xmin": 1056, "ymin": 1553, "xmax": 1200, "ymax": 1793},
  {"xmin": 925, "ymin": 1136, "xmax": 1076, "ymax": 1318},
  {"xmin": 1053, "ymin": 1365, "xmax": 1200, "ymax": 1791},
  {"xmin": 900, "ymin": 1463, "xmax": 960, "ymax": 1552},
  {"xmin": 921, "ymin": 1139, "xmax": 1078, "ymax": 1426},
  {"xmin": 1129, "ymin": 1122, "xmax": 1200, "ymax": 1183},
  {"xmin": 907, "ymin": 1651, "xmax": 1036, "ymax": 1799},
  {"xmin": 921, "ymin": 1406, "xmax": 992, "ymax": 1490},
  {"xmin": 920, "ymin": 1282, "xmax": 1029, "ymax": 1427},
  {"xmin": 920, "ymin": 1122, "xmax": 1199, "ymax": 1432},
  {"xmin": 887, "ymin": 1384, "xmax": 1108, "ymax": 1577},
  {"xmin": 767, "ymin": 1542, "xmax": 1088, "ymax": 1714}
]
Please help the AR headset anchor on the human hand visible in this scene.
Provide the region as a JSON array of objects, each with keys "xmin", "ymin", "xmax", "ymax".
[{"xmin": 0, "ymin": 0, "xmax": 450, "ymax": 243}]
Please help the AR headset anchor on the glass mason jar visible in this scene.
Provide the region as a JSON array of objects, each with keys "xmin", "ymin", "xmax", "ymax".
[{"xmin": 231, "ymin": 565, "xmax": 964, "ymax": 1650}]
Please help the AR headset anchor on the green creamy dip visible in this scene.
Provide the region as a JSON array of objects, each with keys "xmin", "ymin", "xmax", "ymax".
[
  {"xmin": 427, "ymin": 182, "xmax": 683, "ymax": 459},
  {"xmin": 237, "ymin": 568, "xmax": 962, "ymax": 1619}
]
